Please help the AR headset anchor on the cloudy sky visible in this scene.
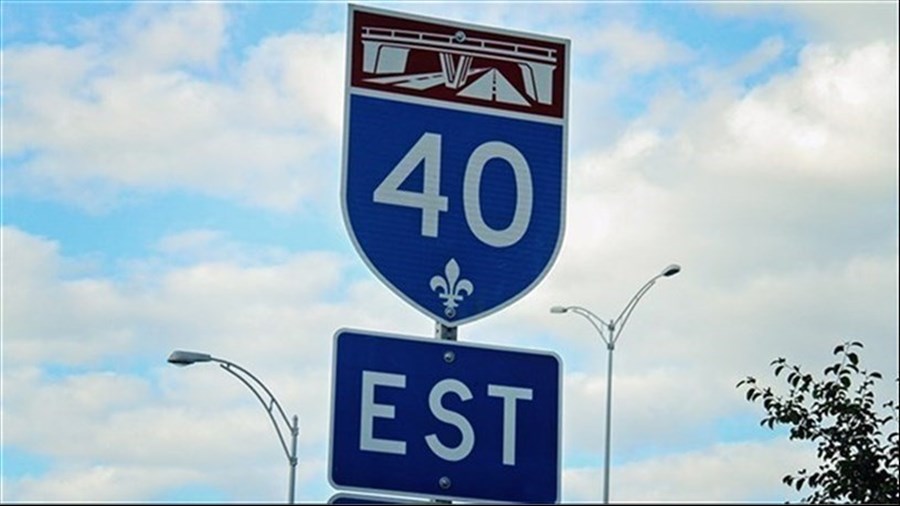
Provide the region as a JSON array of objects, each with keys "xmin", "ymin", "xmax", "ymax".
[{"xmin": 1, "ymin": 1, "xmax": 897, "ymax": 503}]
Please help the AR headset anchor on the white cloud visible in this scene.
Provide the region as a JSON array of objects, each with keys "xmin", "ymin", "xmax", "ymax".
[
  {"xmin": 578, "ymin": 21, "xmax": 693, "ymax": 73},
  {"xmin": 154, "ymin": 229, "xmax": 227, "ymax": 257},
  {"xmin": 239, "ymin": 32, "xmax": 345, "ymax": 136},
  {"xmin": 707, "ymin": 2, "xmax": 898, "ymax": 47},
  {"xmin": 561, "ymin": 367, "xmax": 750, "ymax": 460},
  {"xmin": 2, "ymin": 227, "xmax": 138, "ymax": 364},
  {"xmin": 733, "ymin": 36, "xmax": 786, "ymax": 79},
  {"xmin": 562, "ymin": 40, "xmax": 898, "ymax": 278},
  {"xmin": 1, "ymin": 225, "xmax": 357, "ymax": 366},
  {"xmin": 690, "ymin": 36, "xmax": 787, "ymax": 95},
  {"xmin": 3, "ymin": 3, "xmax": 344, "ymax": 212},
  {"xmin": 563, "ymin": 439, "xmax": 816, "ymax": 503},
  {"xmin": 6, "ymin": 464, "xmax": 207, "ymax": 503},
  {"xmin": 113, "ymin": 2, "xmax": 228, "ymax": 73},
  {"xmin": 711, "ymin": 42, "xmax": 898, "ymax": 179},
  {"xmin": 385, "ymin": 1, "xmax": 591, "ymax": 39},
  {"xmin": 0, "ymin": 225, "xmax": 411, "ymax": 502}
]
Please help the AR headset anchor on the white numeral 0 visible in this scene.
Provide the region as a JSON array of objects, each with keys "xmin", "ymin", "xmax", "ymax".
[
  {"xmin": 373, "ymin": 133, "xmax": 533, "ymax": 247},
  {"xmin": 464, "ymin": 141, "xmax": 533, "ymax": 247}
]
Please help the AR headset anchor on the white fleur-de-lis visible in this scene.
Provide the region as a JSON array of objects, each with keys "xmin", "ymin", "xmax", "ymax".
[{"xmin": 429, "ymin": 258, "xmax": 474, "ymax": 318}]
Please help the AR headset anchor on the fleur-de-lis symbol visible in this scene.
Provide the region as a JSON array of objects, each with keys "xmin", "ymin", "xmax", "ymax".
[{"xmin": 429, "ymin": 258, "xmax": 474, "ymax": 319}]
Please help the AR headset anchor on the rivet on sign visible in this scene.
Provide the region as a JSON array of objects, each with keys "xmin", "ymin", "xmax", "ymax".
[
  {"xmin": 443, "ymin": 350, "xmax": 455, "ymax": 363},
  {"xmin": 439, "ymin": 476, "xmax": 452, "ymax": 489}
]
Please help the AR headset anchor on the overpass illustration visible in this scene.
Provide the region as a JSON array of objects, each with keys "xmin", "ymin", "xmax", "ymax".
[{"xmin": 360, "ymin": 27, "xmax": 559, "ymax": 108}]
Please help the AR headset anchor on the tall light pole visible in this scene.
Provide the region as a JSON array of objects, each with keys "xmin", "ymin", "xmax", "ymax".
[
  {"xmin": 167, "ymin": 350, "xmax": 300, "ymax": 504},
  {"xmin": 550, "ymin": 263, "xmax": 680, "ymax": 504}
]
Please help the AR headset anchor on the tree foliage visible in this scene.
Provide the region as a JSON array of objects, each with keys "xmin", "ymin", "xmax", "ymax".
[{"xmin": 737, "ymin": 341, "xmax": 899, "ymax": 504}]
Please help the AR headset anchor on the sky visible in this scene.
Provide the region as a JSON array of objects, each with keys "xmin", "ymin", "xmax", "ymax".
[{"xmin": 1, "ymin": 0, "xmax": 898, "ymax": 503}]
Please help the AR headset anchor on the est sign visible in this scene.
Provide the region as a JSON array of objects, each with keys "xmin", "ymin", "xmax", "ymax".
[
  {"xmin": 328, "ymin": 329, "xmax": 561, "ymax": 504},
  {"xmin": 342, "ymin": 4, "xmax": 570, "ymax": 326}
]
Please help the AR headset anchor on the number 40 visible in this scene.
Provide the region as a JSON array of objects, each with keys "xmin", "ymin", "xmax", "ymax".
[{"xmin": 373, "ymin": 132, "xmax": 534, "ymax": 248}]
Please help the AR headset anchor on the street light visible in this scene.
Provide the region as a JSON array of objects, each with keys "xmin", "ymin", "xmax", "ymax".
[
  {"xmin": 167, "ymin": 350, "xmax": 300, "ymax": 504},
  {"xmin": 550, "ymin": 263, "xmax": 680, "ymax": 504}
]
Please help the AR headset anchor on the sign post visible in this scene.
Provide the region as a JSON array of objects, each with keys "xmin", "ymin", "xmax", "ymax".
[{"xmin": 328, "ymin": 329, "xmax": 562, "ymax": 504}]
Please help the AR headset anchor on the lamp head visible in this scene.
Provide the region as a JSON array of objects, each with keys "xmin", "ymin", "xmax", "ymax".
[
  {"xmin": 167, "ymin": 350, "xmax": 213, "ymax": 366},
  {"xmin": 549, "ymin": 306, "xmax": 569, "ymax": 314},
  {"xmin": 661, "ymin": 264, "xmax": 681, "ymax": 277}
]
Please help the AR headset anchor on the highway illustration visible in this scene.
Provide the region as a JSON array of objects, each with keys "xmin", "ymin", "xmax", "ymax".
[{"xmin": 358, "ymin": 25, "xmax": 561, "ymax": 111}]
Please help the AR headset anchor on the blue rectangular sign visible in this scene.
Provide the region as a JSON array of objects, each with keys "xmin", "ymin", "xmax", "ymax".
[{"xmin": 328, "ymin": 329, "xmax": 561, "ymax": 504}]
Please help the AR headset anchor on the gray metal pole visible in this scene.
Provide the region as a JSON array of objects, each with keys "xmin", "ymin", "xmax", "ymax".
[
  {"xmin": 434, "ymin": 322, "xmax": 455, "ymax": 504},
  {"xmin": 551, "ymin": 265, "xmax": 680, "ymax": 504},
  {"xmin": 210, "ymin": 360, "xmax": 298, "ymax": 505},
  {"xmin": 602, "ymin": 340, "xmax": 614, "ymax": 504},
  {"xmin": 436, "ymin": 321, "xmax": 457, "ymax": 341},
  {"xmin": 168, "ymin": 353, "xmax": 302, "ymax": 504},
  {"xmin": 288, "ymin": 414, "xmax": 299, "ymax": 504}
]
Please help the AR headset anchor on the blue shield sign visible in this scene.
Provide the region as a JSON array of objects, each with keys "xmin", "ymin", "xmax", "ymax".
[
  {"xmin": 328, "ymin": 328, "xmax": 562, "ymax": 504},
  {"xmin": 342, "ymin": 5, "xmax": 569, "ymax": 326}
]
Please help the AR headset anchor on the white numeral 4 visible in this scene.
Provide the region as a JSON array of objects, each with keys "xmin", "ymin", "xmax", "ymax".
[{"xmin": 373, "ymin": 133, "xmax": 448, "ymax": 238}]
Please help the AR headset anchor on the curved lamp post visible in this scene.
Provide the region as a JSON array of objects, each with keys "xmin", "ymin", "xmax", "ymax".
[
  {"xmin": 167, "ymin": 350, "xmax": 300, "ymax": 504},
  {"xmin": 550, "ymin": 263, "xmax": 680, "ymax": 504}
]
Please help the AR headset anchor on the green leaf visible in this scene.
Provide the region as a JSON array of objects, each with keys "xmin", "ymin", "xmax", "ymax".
[
  {"xmin": 739, "ymin": 340, "xmax": 899, "ymax": 503},
  {"xmin": 808, "ymin": 473, "xmax": 819, "ymax": 488}
]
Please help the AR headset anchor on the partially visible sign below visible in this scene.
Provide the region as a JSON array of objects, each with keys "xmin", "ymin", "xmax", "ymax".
[{"xmin": 328, "ymin": 492, "xmax": 426, "ymax": 504}]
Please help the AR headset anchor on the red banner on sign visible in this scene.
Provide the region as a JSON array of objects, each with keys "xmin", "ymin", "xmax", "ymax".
[{"xmin": 349, "ymin": 9, "xmax": 567, "ymax": 119}]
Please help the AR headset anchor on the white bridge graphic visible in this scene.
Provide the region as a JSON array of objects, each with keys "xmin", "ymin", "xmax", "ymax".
[{"xmin": 361, "ymin": 27, "xmax": 558, "ymax": 107}]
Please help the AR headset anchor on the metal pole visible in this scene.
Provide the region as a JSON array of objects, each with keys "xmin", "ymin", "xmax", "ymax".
[
  {"xmin": 434, "ymin": 322, "xmax": 455, "ymax": 504},
  {"xmin": 212, "ymin": 360, "xmax": 298, "ymax": 504},
  {"xmin": 436, "ymin": 321, "xmax": 457, "ymax": 341},
  {"xmin": 551, "ymin": 265, "xmax": 680, "ymax": 504},
  {"xmin": 288, "ymin": 414, "xmax": 299, "ymax": 504},
  {"xmin": 167, "ymin": 352, "xmax": 303, "ymax": 504},
  {"xmin": 602, "ymin": 340, "xmax": 614, "ymax": 504}
]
